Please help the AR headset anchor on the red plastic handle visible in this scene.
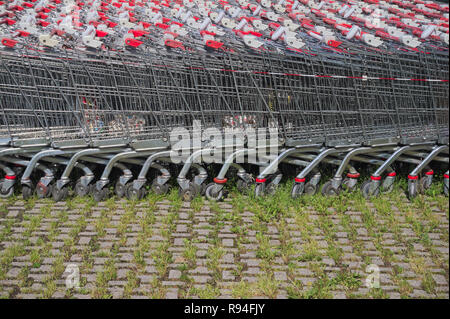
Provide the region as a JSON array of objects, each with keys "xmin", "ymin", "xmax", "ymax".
[
  {"xmin": 125, "ymin": 38, "xmax": 143, "ymax": 47},
  {"xmin": 164, "ymin": 39, "xmax": 183, "ymax": 49},
  {"xmin": 130, "ymin": 30, "xmax": 149, "ymax": 37},
  {"xmin": 96, "ymin": 30, "xmax": 108, "ymax": 37},
  {"xmin": 2, "ymin": 38, "xmax": 18, "ymax": 48}
]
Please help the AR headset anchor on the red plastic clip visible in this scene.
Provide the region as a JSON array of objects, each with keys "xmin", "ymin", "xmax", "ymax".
[
  {"xmin": 140, "ymin": 21, "xmax": 151, "ymax": 29},
  {"xmin": 108, "ymin": 21, "xmax": 118, "ymax": 28},
  {"xmin": 200, "ymin": 30, "xmax": 216, "ymax": 36},
  {"xmin": 96, "ymin": 30, "xmax": 108, "ymax": 37},
  {"xmin": 205, "ymin": 40, "xmax": 224, "ymax": 49},
  {"xmin": 155, "ymin": 22, "xmax": 169, "ymax": 29},
  {"xmin": 38, "ymin": 20, "xmax": 50, "ymax": 27},
  {"xmin": 17, "ymin": 30, "xmax": 30, "ymax": 37},
  {"xmin": 327, "ymin": 40, "xmax": 342, "ymax": 47},
  {"xmin": 1, "ymin": 38, "xmax": 18, "ymax": 48},
  {"xmin": 2, "ymin": 18, "xmax": 16, "ymax": 26}
]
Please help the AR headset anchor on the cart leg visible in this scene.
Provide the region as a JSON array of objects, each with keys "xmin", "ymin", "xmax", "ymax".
[
  {"xmin": 93, "ymin": 150, "xmax": 154, "ymax": 201},
  {"xmin": 291, "ymin": 147, "xmax": 352, "ymax": 199},
  {"xmin": 206, "ymin": 149, "xmax": 257, "ymax": 201},
  {"xmin": 444, "ymin": 171, "xmax": 449, "ymax": 197},
  {"xmin": 407, "ymin": 145, "xmax": 449, "ymax": 199},
  {"xmin": 0, "ymin": 162, "xmax": 17, "ymax": 198},
  {"xmin": 177, "ymin": 149, "xmax": 214, "ymax": 201},
  {"xmin": 362, "ymin": 145, "xmax": 432, "ymax": 199},
  {"xmin": 128, "ymin": 151, "xmax": 173, "ymax": 199},
  {"xmin": 255, "ymin": 147, "xmax": 320, "ymax": 197}
]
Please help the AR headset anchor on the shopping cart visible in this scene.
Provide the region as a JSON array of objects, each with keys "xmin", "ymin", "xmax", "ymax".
[{"xmin": 0, "ymin": 0, "xmax": 448, "ymax": 202}]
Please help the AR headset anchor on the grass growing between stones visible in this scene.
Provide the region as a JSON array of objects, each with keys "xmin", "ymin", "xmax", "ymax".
[{"xmin": 0, "ymin": 177, "xmax": 448, "ymax": 299}]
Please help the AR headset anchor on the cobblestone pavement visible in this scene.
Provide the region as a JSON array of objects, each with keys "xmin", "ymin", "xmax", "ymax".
[{"xmin": 0, "ymin": 185, "xmax": 448, "ymax": 299}]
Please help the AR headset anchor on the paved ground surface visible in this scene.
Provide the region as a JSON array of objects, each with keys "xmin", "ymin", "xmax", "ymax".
[{"xmin": 0, "ymin": 183, "xmax": 448, "ymax": 299}]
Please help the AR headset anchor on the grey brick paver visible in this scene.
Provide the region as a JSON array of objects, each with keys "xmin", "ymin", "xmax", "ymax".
[{"xmin": 0, "ymin": 190, "xmax": 448, "ymax": 299}]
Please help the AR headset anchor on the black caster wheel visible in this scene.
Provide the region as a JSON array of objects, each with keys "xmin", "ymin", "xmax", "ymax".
[
  {"xmin": 36, "ymin": 182, "xmax": 53, "ymax": 199},
  {"xmin": 407, "ymin": 181, "xmax": 418, "ymax": 200},
  {"xmin": 205, "ymin": 183, "xmax": 224, "ymax": 201},
  {"xmin": 151, "ymin": 180, "xmax": 170, "ymax": 195},
  {"xmin": 360, "ymin": 180, "xmax": 379, "ymax": 199},
  {"xmin": 304, "ymin": 181, "xmax": 318, "ymax": 196},
  {"xmin": 381, "ymin": 182, "xmax": 394, "ymax": 194},
  {"xmin": 291, "ymin": 183, "xmax": 304, "ymax": 199},
  {"xmin": 236, "ymin": 179, "xmax": 253, "ymax": 193},
  {"xmin": 266, "ymin": 182, "xmax": 278, "ymax": 195},
  {"xmin": 179, "ymin": 183, "xmax": 198, "ymax": 201},
  {"xmin": 52, "ymin": 186, "xmax": 69, "ymax": 202},
  {"xmin": 93, "ymin": 187, "xmax": 109, "ymax": 202},
  {"xmin": 22, "ymin": 184, "xmax": 34, "ymax": 200},
  {"xmin": 417, "ymin": 176, "xmax": 431, "ymax": 194},
  {"xmin": 255, "ymin": 183, "xmax": 265, "ymax": 197},
  {"xmin": 321, "ymin": 181, "xmax": 339, "ymax": 196},
  {"xmin": 114, "ymin": 181, "xmax": 128, "ymax": 198},
  {"xmin": 74, "ymin": 180, "xmax": 91, "ymax": 197},
  {"xmin": 0, "ymin": 179, "xmax": 14, "ymax": 198},
  {"xmin": 126, "ymin": 184, "xmax": 147, "ymax": 200}
]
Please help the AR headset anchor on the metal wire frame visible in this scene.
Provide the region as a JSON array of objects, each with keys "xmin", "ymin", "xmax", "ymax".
[{"xmin": 0, "ymin": 34, "xmax": 448, "ymax": 149}]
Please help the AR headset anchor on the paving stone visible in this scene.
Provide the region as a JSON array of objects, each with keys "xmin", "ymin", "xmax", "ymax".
[
  {"xmin": 168, "ymin": 270, "xmax": 181, "ymax": 280},
  {"xmin": 222, "ymin": 239, "xmax": 234, "ymax": 247}
]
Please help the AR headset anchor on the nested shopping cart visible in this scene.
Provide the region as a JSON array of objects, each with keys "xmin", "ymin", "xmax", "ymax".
[{"xmin": 0, "ymin": 0, "xmax": 448, "ymax": 202}]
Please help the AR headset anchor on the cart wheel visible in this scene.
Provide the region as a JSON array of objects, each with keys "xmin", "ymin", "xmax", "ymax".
[
  {"xmin": 36, "ymin": 182, "xmax": 52, "ymax": 199},
  {"xmin": 205, "ymin": 183, "xmax": 224, "ymax": 201},
  {"xmin": 126, "ymin": 184, "xmax": 147, "ymax": 200},
  {"xmin": 22, "ymin": 185, "xmax": 34, "ymax": 200},
  {"xmin": 75, "ymin": 180, "xmax": 91, "ymax": 197},
  {"xmin": 115, "ymin": 181, "xmax": 128, "ymax": 198},
  {"xmin": 291, "ymin": 183, "xmax": 304, "ymax": 199},
  {"xmin": 151, "ymin": 180, "xmax": 169, "ymax": 195},
  {"xmin": 255, "ymin": 183, "xmax": 265, "ymax": 197},
  {"xmin": 304, "ymin": 181, "xmax": 317, "ymax": 195},
  {"xmin": 407, "ymin": 181, "xmax": 418, "ymax": 200},
  {"xmin": 342, "ymin": 178, "xmax": 355, "ymax": 191},
  {"xmin": 93, "ymin": 187, "xmax": 109, "ymax": 202},
  {"xmin": 0, "ymin": 179, "xmax": 14, "ymax": 198},
  {"xmin": 417, "ymin": 176, "xmax": 431, "ymax": 194},
  {"xmin": 381, "ymin": 182, "xmax": 394, "ymax": 194},
  {"xmin": 361, "ymin": 180, "xmax": 379, "ymax": 199},
  {"xmin": 179, "ymin": 183, "xmax": 197, "ymax": 201},
  {"xmin": 266, "ymin": 182, "xmax": 278, "ymax": 195},
  {"xmin": 236, "ymin": 179, "xmax": 252, "ymax": 193},
  {"xmin": 52, "ymin": 186, "xmax": 69, "ymax": 202},
  {"xmin": 321, "ymin": 181, "xmax": 339, "ymax": 196}
]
